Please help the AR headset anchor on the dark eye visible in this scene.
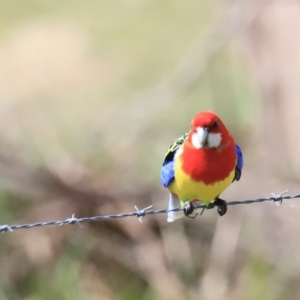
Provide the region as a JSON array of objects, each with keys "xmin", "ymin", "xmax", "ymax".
[{"xmin": 211, "ymin": 120, "xmax": 218, "ymax": 129}]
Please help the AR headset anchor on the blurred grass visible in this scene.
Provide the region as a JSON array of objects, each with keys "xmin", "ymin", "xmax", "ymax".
[
  {"xmin": 245, "ymin": 255, "xmax": 272, "ymax": 300},
  {"xmin": 0, "ymin": 0, "xmax": 260, "ymax": 178}
]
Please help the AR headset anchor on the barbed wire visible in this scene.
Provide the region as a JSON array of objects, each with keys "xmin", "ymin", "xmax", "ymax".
[{"xmin": 0, "ymin": 190, "xmax": 299, "ymax": 234}]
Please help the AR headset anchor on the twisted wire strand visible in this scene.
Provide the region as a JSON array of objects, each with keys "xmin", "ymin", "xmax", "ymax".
[{"xmin": 1, "ymin": 191, "xmax": 299, "ymax": 233}]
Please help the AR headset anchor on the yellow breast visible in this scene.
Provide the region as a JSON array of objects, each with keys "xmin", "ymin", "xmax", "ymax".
[{"xmin": 169, "ymin": 159, "xmax": 235, "ymax": 205}]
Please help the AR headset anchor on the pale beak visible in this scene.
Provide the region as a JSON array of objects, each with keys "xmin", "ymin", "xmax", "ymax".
[{"xmin": 197, "ymin": 127, "xmax": 209, "ymax": 147}]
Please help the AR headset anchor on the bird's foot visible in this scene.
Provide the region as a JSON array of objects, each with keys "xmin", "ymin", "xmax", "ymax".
[
  {"xmin": 215, "ymin": 198, "xmax": 227, "ymax": 216},
  {"xmin": 207, "ymin": 198, "xmax": 227, "ymax": 216},
  {"xmin": 183, "ymin": 201, "xmax": 198, "ymax": 218}
]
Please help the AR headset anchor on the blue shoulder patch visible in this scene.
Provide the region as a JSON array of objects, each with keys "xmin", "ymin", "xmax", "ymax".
[
  {"xmin": 160, "ymin": 133, "xmax": 187, "ymax": 188},
  {"xmin": 234, "ymin": 144, "xmax": 243, "ymax": 181},
  {"xmin": 235, "ymin": 144, "xmax": 243, "ymax": 171},
  {"xmin": 160, "ymin": 160, "xmax": 175, "ymax": 188}
]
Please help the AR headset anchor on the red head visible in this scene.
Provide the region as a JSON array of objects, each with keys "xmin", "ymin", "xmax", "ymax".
[{"xmin": 189, "ymin": 111, "xmax": 232, "ymax": 149}]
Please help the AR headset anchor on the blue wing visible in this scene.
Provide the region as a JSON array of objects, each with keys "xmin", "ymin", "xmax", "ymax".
[
  {"xmin": 160, "ymin": 133, "xmax": 188, "ymax": 188},
  {"xmin": 160, "ymin": 160, "xmax": 175, "ymax": 188},
  {"xmin": 234, "ymin": 144, "xmax": 243, "ymax": 181}
]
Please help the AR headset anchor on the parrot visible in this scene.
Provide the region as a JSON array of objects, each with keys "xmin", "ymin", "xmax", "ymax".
[{"xmin": 160, "ymin": 111, "xmax": 243, "ymax": 222}]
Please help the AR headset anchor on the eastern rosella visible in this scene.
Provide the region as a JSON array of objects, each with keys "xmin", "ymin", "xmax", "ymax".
[{"xmin": 160, "ymin": 111, "xmax": 243, "ymax": 222}]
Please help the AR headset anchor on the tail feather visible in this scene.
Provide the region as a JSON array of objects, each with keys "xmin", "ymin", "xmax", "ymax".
[{"xmin": 167, "ymin": 193, "xmax": 184, "ymax": 222}]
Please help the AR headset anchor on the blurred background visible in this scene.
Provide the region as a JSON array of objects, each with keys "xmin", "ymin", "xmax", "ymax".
[{"xmin": 1, "ymin": 0, "xmax": 300, "ymax": 299}]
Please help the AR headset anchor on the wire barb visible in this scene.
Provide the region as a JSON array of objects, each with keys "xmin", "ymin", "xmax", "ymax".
[
  {"xmin": 0, "ymin": 224, "xmax": 13, "ymax": 233},
  {"xmin": 134, "ymin": 205, "xmax": 153, "ymax": 223},
  {"xmin": 60, "ymin": 214, "xmax": 83, "ymax": 229},
  {"xmin": 1, "ymin": 191, "xmax": 300, "ymax": 234},
  {"xmin": 271, "ymin": 190, "xmax": 289, "ymax": 206}
]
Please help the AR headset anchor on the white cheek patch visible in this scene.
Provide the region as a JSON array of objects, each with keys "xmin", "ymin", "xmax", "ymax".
[
  {"xmin": 191, "ymin": 128, "xmax": 222, "ymax": 149},
  {"xmin": 175, "ymin": 145, "xmax": 183, "ymax": 157},
  {"xmin": 191, "ymin": 132, "xmax": 201, "ymax": 149},
  {"xmin": 208, "ymin": 132, "xmax": 222, "ymax": 148}
]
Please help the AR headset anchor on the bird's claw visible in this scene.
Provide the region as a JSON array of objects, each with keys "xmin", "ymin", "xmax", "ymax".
[
  {"xmin": 183, "ymin": 201, "xmax": 198, "ymax": 218},
  {"xmin": 208, "ymin": 198, "xmax": 227, "ymax": 216},
  {"xmin": 215, "ymin": 198, "xmax": 227, "ymax": 216}
]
